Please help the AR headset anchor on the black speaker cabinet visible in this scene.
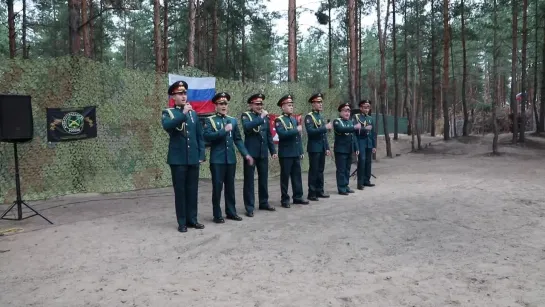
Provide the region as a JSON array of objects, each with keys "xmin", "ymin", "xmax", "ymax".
[{"xmin": 0, "ymin": 94, "xmax": 34, "ymax": 143}]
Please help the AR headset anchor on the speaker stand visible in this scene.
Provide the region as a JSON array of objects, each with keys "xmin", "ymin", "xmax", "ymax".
[{"xmin": 0, "ymin": 143, "xmax": 53, "ymax": 224}]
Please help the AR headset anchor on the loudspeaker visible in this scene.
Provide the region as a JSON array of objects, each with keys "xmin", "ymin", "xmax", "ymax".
[{"xmin": 0, "ymin": 94, "xmax": 34, "ymax": 143}]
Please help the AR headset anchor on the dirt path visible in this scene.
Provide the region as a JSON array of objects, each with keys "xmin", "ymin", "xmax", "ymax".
[{"xmin": 1, "ymin": 133, "xmax": 544, "ymax": 307}]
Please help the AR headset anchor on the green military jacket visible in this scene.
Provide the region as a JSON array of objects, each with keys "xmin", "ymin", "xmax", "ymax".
[
  {"xmin": 275, "ymin": 114, "xmax": 304, "ymax": 158},
  {"xmin": 203, "ymin": 113, "xmax": 249, "ymax": 164},
  {"xmin": 241, "ymin": 111, "xmax": 276, "ymax": 159},
  {"xmin": 333, "ymin": 117, "xmax": 359, "ymax": 154},
  {"xmin": 161, "ymin": 107, "xmax": 205, "ymax": 165},
  {"xmin": 304, "ymin": 111, "xmax": 330, "ymax": 153},
  {"xmin": 352, "ymin": 113, "xmax": 376, "ymax": 149}
]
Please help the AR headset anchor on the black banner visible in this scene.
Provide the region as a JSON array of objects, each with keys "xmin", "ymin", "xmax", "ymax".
[{"xmin": 47, "ymin": 106, "xmax": 97, "ymax": 142}]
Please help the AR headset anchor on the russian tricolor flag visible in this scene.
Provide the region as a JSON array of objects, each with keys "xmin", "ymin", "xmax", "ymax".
[{"xmin": 168, "ymin": 74, "xmax": 216, "ymax": 114}]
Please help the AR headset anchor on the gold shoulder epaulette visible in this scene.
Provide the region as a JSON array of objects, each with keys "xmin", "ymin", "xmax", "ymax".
[{"xmin": 163, "ymin": 108, "xmax": 175, "ymax": 119}]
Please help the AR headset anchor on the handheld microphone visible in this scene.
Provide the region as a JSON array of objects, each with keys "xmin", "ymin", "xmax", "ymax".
[
  {"xmin": 226, "ymin": 118, "xmax": 232, "ymax": 138},
  {"xmin": 188, "ymin": 104, "xmax": 194, "ymax": 123}
]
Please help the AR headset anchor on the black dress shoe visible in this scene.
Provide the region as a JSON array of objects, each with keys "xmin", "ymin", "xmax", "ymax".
[
  {"xmin": 246, "ymin": 212, "xmax": 254, "ymax": 217},
  {"xmin": 317, "ymin": 193, "xmax": 330, "ymax": 198},
  {"xmin": 187, "ymin": 223, "xmax": 205, "ymax": 229},
  {"xmin": 308, "ymin": 196, "xmax": 319, "ymax": 201},
  {"xmin": 339, "ymin": 192, "xmax": 349, "ymax": 195},
  {"xmin": 281, "ymin": 203, "xmax": 290, "ymax": 208},
  {"xmin": 357, "ymin": 186, "xmax": 364, "ymax": 190},
  {"xmin": 347, "ymin": 189, "xmax": 355, "ymax": 193},
  {"xmin": 364, "ymin": 183, "xmax": 375, "ymax": 187},
  {"xmin": 178, "ymin": 225, "xmax": 188, "ymax": 232},
  {"xmin": 226, "ymin": 215, "xmax": 243, "ymax": 221},
  {"xmin": 293, "ymin": 199, "xmax": 309, "ymax": 205},
  {"xmin": 259, "ymin": 206, "xmax": 276, "ymax": 211},
  {"xmin": 213, "ymin": 217, "xmax": 225, "ymax": 223}
]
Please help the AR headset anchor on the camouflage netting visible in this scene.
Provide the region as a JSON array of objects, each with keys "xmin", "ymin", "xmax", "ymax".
[{"xmin": 0, "ymin": 57, "xmax": 344, "ymax": 204}]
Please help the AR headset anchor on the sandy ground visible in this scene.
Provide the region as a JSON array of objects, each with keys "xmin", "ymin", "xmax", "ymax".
[{"xmin": 1, "ymin": 133, "xmax": 545, "ymax": 307}]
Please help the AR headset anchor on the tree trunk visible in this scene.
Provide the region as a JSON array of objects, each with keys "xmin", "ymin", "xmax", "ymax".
[
  {"xmin": 225, "ymin": 0, "xmax": 229, "ymax": 68},
  {"xmin": 89, "ymin": 0, "xmax": 94, "ymax": 59},
  {"xmin": 68, "ymin": 0, "xmax": 81, "ymax": 55},
  {"xmin": 511, "ymin": 0, "xmax": 518, "ymax": 143},
  {"xmin": 533, "ymin": 0, "xmax": 540, "ymax": 132},
  {"xmin": 431, "ymin": 0, "xmax": 436, "ymax": 136},
  {"xmin": 132, "ymin": 25, "xmax": 136, "ymax": 68},
  {"xmin": 163, "ymin": 0, "xmax": 169, "ymax": 72},
  {"xmin": 416, "ymin": 3, "xmax": 423, "ymax": 149},
  {"xmin": 328, "ymin": 0, "xmax": 333, "ymax": 88},
  {"xmin": 230, "ymin": 13, "xmax": 235, "ymax": 79},
  {"xmin": 404, "ymin": 0, "xmax": 411, "ymax": 135},
  {"xmin": 519, "ymin": 0, "xmax": 528, "ymax": 141},
  {"xmin": 461, "ymin": 0, "xmax": 469, "ymax": 136},
  {"xmin": 442, "ymin": 0, "xmax": 450, "ymax": 140},
  {"xmin": 7, "ymin": 0, "xmax": 16, "ymax": 58},
  {"xmin": 99, "ymin": 9, "xmax": 104, "ymax": 61},
  {"xmin": 288, "ymin": 0, "xmax": 297, "ymax": 82},
  {"xmin": 205, "ymin": 14, "xmax": 210, "ymax": 72},
  {"xmin": 175, "ymin": 22, "xmax": 179, "ymax": 70},
  {"xmin": 22, "ymin": 0, "xmax": 28, "ymax": 58},
  {"xmin": 241, "ymin": 0, "xmax": 246, "ymax": 83},
  {"xmin": 188, "ymin": 0, "xmax": 196, "ymax": 66},
  {"xmin": 450, "ymin": 32, "xmax": 457, "ymax": 137},
  {"xmin": 411, "ymin": 61, "xmax": 417, "ymax": 151},
  {"xmin": 153, "ymin": 0, "xmax": 162, "ymax": 72},
  {"xmin": 377, "ymin": 0, "xmax": 392, "ymax": 157},
  {"xmin": 540, "ymin": 10, "xmax": 545, "ymax": 133},
  {"xmin": 393, "ymin": 0, "xmax": 399, "ymax": 140},
  {"xmin": 357, "ymin": 2, "xmax": 362, "ymax": 102},
  {"xmin": 502, "ymin": 75, "xmax": 507, "ymax": 107},
  {"xmin": 81, "ymin": 0, "xmax": 91, "ymax": 58},
  {"xmin": 417, "ymin": 79, "xmax": 423, "ymax": 148},
  {"xmin": 348, "ymin": 0, "xmax": 357, "ymax": 107},
  {"xmin": 196, "ymin": 0, "xmax": 201, "ymax": 68},
  {"xmin": 492, "ymin": 0, "xmax": 499, "ymax": 153},
  {"xmin": 211, "ymin": 0, "xmax": 219, "ymax": 74},
  {"xmin": 124, "ymin": 11, "xmax": 128, "ymax": 68},
  {"xmin": 52, "ymin": 2, "xmax": 58, "ymax": 57}
]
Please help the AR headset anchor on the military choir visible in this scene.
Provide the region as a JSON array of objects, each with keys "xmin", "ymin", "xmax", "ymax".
[{"xmin": 162, "ymin": 80, "xmax": 376, "ymax": 233}]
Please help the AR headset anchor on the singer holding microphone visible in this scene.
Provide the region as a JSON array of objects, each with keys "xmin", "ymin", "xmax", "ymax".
[
  {"xmin": 203, "ymin": 92, "xmax": 254, "ymax": 223},
  {"xmin": 162, "ymin": 80, "xmax": 205, "ymax": 233},
  {"xmin": 241, "ymin": 93, "xmax": 277, "ymax": 217}
]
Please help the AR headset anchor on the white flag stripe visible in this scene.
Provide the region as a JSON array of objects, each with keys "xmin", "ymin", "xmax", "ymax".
[{"xmin": 168, "ymin": 74, "xmax": 216, "ymax": 90}]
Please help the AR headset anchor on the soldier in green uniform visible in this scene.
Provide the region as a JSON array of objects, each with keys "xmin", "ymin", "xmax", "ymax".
[
  {"xmin": 353, "ymin": 99, "xmax": 376, "ymax": 189},
  {"xmin": 203, "ymin": 92, "xmax": 254, "ymax": 223},
  {"xmin": 161, "ymin": 80, "xmax": 205, "ymax": 233},
  {"xmin": 241, "ymin": 93, "xmax": 277, "ymax": 217},
  {"xmin": 333, "ymin": 102, "xmax": 360, "ymax": 195},
  {"xmin": 275, "ymin": 94, "xmax": 309, "ymax": 208},
  {"xmin": 304, "ymin": 93, "xmax": 333, "ymax": 201}
]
